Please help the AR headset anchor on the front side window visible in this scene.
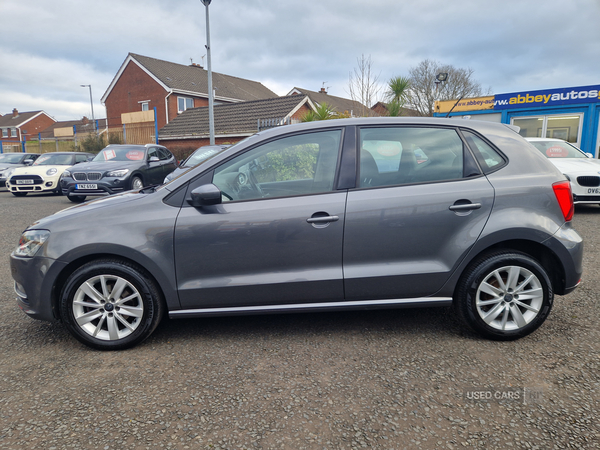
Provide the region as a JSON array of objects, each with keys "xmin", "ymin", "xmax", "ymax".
[
  {"xmin": 177, "ymin": 97, "xmax": 194, "ymax": 113},
  {"xmin": 359, "ymin": 127, "xmax": 465, "ymax": 188},
  {"xmin": 213, "ymin": 130, "xmax": 342, "ymax": 202}
]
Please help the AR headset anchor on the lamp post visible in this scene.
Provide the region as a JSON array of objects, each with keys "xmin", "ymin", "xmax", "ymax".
[
  {"xmin": 80, "ymin": 84, "xmax": 97, "ymax": 133},
  {"xmin": 201, "ymin": 0, "xmax": 215, "ymax": 145}
]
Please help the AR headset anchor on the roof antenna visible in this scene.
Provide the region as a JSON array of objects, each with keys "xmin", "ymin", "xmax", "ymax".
[{"xmin": 190, "ymin": 57, "xmax": 193, "ymax": 65}]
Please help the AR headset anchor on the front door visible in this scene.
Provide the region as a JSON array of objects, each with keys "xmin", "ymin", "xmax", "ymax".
[{"xmin": 174, "ymin": 129, "xmax": 346, "ymax": 309}]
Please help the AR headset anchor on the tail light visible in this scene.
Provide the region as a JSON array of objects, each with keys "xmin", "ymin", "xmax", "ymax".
[{"xmin": 552, "ymin": 181, "xmax": 574, "ymax": 221}]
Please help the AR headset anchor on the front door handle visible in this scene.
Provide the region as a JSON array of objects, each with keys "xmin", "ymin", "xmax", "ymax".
[{"xmin": 306, "ymin": 215, "xmax": 339, "ymax": 224}]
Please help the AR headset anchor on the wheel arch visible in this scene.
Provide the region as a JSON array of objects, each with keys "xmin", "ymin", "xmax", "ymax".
[
  {"xmin": 452, "ymin": 239, "xmax": 566, "ymax": 299},
  {"xmin": 51, "ymin": 252, "xmax": 174, "ymax": 321}
]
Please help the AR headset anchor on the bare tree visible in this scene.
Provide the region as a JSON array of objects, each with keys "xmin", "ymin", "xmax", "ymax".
[
  {"xmin": 347, "ymin": 54, "xmax": 382, "ymax": 117},
  {"xmin": 406, "ymin": 59, "xmax": 490, "ymax": 116}
]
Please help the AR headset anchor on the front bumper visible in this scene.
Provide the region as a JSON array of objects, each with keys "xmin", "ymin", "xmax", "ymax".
[
  {"xmin": 6, "ymin": 175, "xmax": 60, "ymax": 193},
  {"xmin": 10, "ymin": 253, "xmax": 68, "ymax": 322},
  {"xmin": 61, "ymin": 178, "xmax": 129, "ymax": 197}
]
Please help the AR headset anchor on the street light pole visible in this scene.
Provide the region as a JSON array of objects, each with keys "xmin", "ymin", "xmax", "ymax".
[
  {"xmin": 80, "ymin": 84, "xmax": 97, "ymax": 133},
  {"xmin": 201, "ymin": 0, "xmax": 215, "ymax": 145}
]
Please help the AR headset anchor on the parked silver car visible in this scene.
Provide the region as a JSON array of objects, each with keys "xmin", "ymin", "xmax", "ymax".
[{"xmin": 11, "ymin": 118, "xmax": 583, "ymax": 350}]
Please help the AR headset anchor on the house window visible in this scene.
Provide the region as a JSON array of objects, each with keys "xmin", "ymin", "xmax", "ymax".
[
  {"xmin": 141, "ymin": 102, "xmax": 149, "ymax": 111},
  {"xmin": 10, "ymin": 128, "xmax": 17, "ymax": 137},
  {"xmin": 178, "ymin": 97, "xmax": 194, "ymax": 113},
  {"xmin": 1, "ymin": 129, "xmax": 7, "ymax": 138}
]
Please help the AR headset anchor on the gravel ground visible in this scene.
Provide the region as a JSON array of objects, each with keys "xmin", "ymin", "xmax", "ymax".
[{"xmin": 0, "ymin": 192, "xmax": 599, "ymax": 450}]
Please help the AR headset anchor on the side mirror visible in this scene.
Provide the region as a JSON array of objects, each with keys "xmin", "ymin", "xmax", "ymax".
[
  {"xmin": 586, "ymin": 153, "xmax": 594, "ymax": 159},
  {"xmin": 149, "ymin": 156, "xmax": 160, "ymax": 162},
  {"xmin": 188, "ymin": 183, "xmax": 222, "ymax": 207},
  {"xmin": 23, "ymin": 159, "xmax": 34, "ymax": 166}
]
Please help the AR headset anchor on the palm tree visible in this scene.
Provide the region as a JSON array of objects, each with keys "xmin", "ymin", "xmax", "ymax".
[
  {"xmin": 301, "ymin": 102, "xmax": 336, "ymax": 122},
  {"xmin": 385, "ymin": 76, "xmax": 411, "ymax": 116}
]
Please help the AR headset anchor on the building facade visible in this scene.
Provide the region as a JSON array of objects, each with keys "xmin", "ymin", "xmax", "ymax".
[{"xmin": 435, "ymin": 84, "xmax": 600, "ymax": 157}]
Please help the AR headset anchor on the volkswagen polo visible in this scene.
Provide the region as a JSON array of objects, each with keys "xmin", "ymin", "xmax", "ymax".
[{"xmin": 10, "ymin": 118, "xmax": 583, "ymax": 350}]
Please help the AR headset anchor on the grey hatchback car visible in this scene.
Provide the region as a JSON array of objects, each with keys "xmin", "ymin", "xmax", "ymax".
[{"xmin": 10, "ymin": 118, "xmax": 583, "ymax": 350}]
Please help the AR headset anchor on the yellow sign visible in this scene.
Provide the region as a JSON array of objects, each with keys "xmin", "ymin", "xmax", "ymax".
[
  {"xmin": 122, "ymin": 110, "xmax": 155, "ymax": 124},
  {"xmin": 435, "ymin": 96, "xmax": 495, "ymax": 113},
  {"xmin": 53, "ymin": 127, "xmax": 74, "ymax": 137}
]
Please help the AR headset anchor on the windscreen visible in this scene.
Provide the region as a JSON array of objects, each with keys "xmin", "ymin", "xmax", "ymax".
[
  {"xmin": 93, "ymin": 147, "xmax": 147, "ymax": 162},
  {"xmin": 33, "ymin": 154, "xmax": 74, "ymax": 166},
  {"xmin": 529, "ymin": 140, "xmax": 587, "ymax": 159}
]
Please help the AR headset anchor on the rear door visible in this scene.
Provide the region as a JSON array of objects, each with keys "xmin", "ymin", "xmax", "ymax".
[{"xmin": 343, "ymin": 125, "xmax": 495, "ymax": 300}]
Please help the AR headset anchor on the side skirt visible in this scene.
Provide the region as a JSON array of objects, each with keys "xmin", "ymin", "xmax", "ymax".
[{"xmin": 169, "ymin": 297, "xmax": 453, "ymax": 319}]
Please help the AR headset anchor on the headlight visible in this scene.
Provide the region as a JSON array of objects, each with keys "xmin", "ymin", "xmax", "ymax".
[
  {"xmin": 46, "ymin": 168, "xmax": 57, "ymax": 176},
  {"xmin": 14, "ymin": 230, "xmax": 50, "ymax": 258},
  {"xmin": 107, "ymin": 169, "xmax": 129, "ymax": 177},
  {"xmin": 63, "ymin": 169, "xmax": 71, "ymax": 178},
  {"xmin": 5, "ymin": 169, "xmax": 14, "ymax": 179}
]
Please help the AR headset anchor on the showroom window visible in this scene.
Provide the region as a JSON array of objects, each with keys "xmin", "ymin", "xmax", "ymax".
[
  {"xmin": 177, "ymin": 97, "xmax": 194, "ymax": 113},
  {"xmin": 512, "ymin": 114, "xmax": 583, "ymax": 145},
  {"xmin": 358, "ymin": 127, "xmax": 466, "ymax": 187}
]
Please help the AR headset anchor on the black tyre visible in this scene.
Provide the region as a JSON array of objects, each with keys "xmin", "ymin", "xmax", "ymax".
[
  {"xmin": 454, "ymin": 251, "xmax": 553, "ymax": 340},
  {"xmin": 67, "ymin": 195, "xmax": 86, "ymax": 203},
  {"xmin": 59, "ymin": 259, "xmax": 164, "ymax": 350},
  {"xmin": 131, "ymin": 176, "xmax": 143, "ymax": 190},
  {"xmin": 12, "ymin": 192, "xmax": 27, "ymax": 197}
]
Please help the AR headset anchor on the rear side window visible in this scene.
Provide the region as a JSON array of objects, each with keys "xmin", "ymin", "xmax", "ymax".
[
  {"xmin": 359, "ymin": 127, "xmax": 466, "ymax": 187},
  {"xmin": 461, "ymin": 130, "xmax": 506, "ymax": 174}
]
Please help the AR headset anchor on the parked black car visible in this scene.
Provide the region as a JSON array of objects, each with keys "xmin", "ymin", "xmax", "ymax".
[
  {"xmin": 0, "ymin": 152, "xmax": 40, "ymax": 187},
  {"xmin": 61, "ymin": 144, "xmax": 177, "ymax": 202},
  {"xmin": 163, "ymin": 144, "xmax": 230, "ymax": 184}
]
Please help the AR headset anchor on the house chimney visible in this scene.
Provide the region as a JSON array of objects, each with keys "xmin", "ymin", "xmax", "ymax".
[
  {"xmin": 319, "ymin": 88, "xmax": 327, "ymax": 94},
  {"xmin": 12, "ymin": 108, "xmax": 18, "ymax": 117},
  {"xmin": 82, "ymin": 116, "xmax": 89, "ymax": 125}
]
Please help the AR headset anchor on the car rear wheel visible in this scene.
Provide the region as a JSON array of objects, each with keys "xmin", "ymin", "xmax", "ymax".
[
  {"xmin": 59, "ymin": 259, "xmax": 164, "ymax": 350},
  {"xmin": 12, "ymin": 192, "xmax": 27, "ymax": 197},
  {"xmin": 454, "ymin": 251, "xmax": 553, "ymax": 340},
  {"xmin": 67, "ymin": 195, "xmax": 86, "ymax": 203},
  {"xmin": 131, "ymin": 176, "xmax": 143, "ymax": 190}
]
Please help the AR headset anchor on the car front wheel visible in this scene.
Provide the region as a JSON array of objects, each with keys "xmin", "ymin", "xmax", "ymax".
[
  {"xmin": 131, "ymin": 176, "xmax": 143, "ymax": 190},
  {"xmin": 67, "ymin": 195, "xmax": 86, "ymax": 203},
  {"xmin": 59, "ymin": 259, "xmax": 164, "ymax": 350},
  {"xmin": 454, "ymin": 251, "xmax": 553, "ymax": 340}
]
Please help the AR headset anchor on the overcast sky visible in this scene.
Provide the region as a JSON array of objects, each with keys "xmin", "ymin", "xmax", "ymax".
[{"xmin": 1, "ymin": 0, "xmax": 599, "ymax": 121}]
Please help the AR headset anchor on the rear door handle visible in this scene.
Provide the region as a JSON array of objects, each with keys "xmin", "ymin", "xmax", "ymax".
[{"xmin": 449, "ymin": 203, "xmax": 482, "ymax": 211}]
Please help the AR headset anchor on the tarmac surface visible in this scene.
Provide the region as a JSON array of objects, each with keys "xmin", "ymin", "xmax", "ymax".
[{"xmin": 0, "ymin": 191, "xmax": 598, "ymax": 449}]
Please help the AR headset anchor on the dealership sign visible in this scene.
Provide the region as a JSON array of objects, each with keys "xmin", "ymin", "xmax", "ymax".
[{"xmin": 494, "ymin": 85, "xmax": 600, "ymax": 110}]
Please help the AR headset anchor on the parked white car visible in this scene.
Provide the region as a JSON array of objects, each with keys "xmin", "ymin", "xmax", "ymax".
[
  {"xmin": 526, "ymin": 138, "xmax": 600, "ymax": 204},
  {"xmin": 5, "ymin": 152, "xmax": 93, "ymax": 197}
]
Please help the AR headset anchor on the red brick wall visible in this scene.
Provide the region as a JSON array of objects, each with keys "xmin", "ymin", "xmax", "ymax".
[
  {"xmin": 20, "ymin": 114, "xmax": 56, "ymax": 140},
  {"xmin": 105, "ymin": 61, "xmax": 169, "ymax": 130}
]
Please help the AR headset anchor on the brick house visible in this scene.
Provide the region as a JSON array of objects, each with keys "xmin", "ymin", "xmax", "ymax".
[
  {"xmin": 39, "ymin": 117, "xmax": 108, "ymax": 141},
  {"xmin": 101, "ymin": 53, "xmax": 279, "ymax": 133},
  {"xmin": 287, "ymin": 87, "xmax": 370, "ymax": 117},
  {"xmin": 158, "ymin": 95, "xmax": 315, "ymax": 151},
  {"xmin": 0, "ymin": 109, "xmax": 56, "ymax": 148}
]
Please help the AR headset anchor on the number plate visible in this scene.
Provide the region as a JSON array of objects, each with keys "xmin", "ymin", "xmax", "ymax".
[
  {"xmin": 16, "ymin": 179, "xmax": 34, "ymax": 185},
  {"xmin": 76, "ymin": 184, "xmax": 98, "ymax": 190},
  {"xmin": 587, "ymin": 188, "xmax": 600, "ymax": 194}
]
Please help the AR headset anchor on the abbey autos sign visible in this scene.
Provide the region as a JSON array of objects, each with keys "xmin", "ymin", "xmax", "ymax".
[{"xmin": 494, "ymin": 85, "xmax": 600, "ymax": 110}]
